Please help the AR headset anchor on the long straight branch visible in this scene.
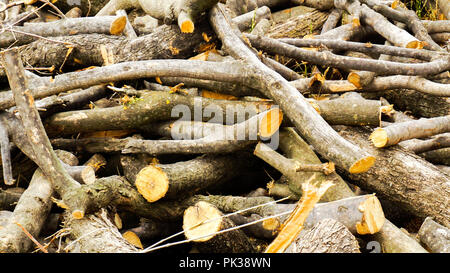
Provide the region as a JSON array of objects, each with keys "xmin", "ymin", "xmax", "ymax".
[{"xmin": 209, "ymin": 4, "xmax": 375, "ymax": 174}]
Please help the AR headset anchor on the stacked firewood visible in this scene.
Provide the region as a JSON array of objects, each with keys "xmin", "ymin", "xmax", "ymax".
[{"xmin": 0, "ymin": 0, "xmax": 448, "ymax": 253}]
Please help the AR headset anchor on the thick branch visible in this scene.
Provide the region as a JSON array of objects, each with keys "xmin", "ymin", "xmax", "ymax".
[{"xmin": 370, "ymin": 116, "xmax": 450, "ymax": 147}]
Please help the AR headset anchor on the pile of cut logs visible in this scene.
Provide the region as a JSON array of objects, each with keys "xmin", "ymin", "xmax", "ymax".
[{"xmin": 0, "ymin": 0, "xmax": 448, "ymax": 253}]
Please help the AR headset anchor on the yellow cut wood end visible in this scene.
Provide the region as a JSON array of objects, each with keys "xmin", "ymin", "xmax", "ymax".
[
  {"xmin": 110, "ymin": 16, "xmax": 127, "ymax": 36},
  {"xmin": 122, "ymin": 231, "xmax": 143, "ymax": 249},
  {"xmin": 135, "ymin": 165, "xmax": 169, "ymax": 203}
]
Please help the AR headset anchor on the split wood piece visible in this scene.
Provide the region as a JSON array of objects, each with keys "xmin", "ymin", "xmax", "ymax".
[
  {"xmin": 231, "ymin": 6, "xmax": 271, "ymax": 32},
  {"xmin": 254, "ymin": 142, "xmax": 335, "ymax": 176},
  {"xmin": 141, "ymin": 107, "xmax": 282, "ymax": 140},
  {"xmin": 97, "ymin": 0, "xmax": 219, "ymax": 33},
  {"xmin": 50, "ymin": 137, "xmax": 256, "ymax": 155},
  {"xmin": 115, "ymin": 10, "xmax": 138, "ymax": 39},
  {"xmin": 1, "ymin": 48, "xmax": 86, "ymax": 219},
  {"xmin": 183, "ymin": 201, "xmax": 257, "ymax": 253},
  {"xmin": 359, "ymin": 3, "xmax": 422, "ymax": 48},
  {"xmin": 63, "ymin": 208, "xmax": 138, "ymax": 253},
  {"xmin": 422, "ymin": 20, "xmax": 450, "ymax": 34},
  {"xmin": 133, "ymin": 153, "xmax": 258, "ymax": 202},
  {"xmin": 284, "ymin": 218, "xmax": 360, "ymax": 253},
  {"xmin": 277, "ymin": 38, "xmax": 439, "ymax": 61},
  {"xmin": 11, "ymin": 22, "xmax": 214, "ymax": 77},
  {"xmin": 210, "ymin": 4, "xmax": 375, "ymax": 174},
  {"xmin": 264, "ymin": 181, "xmax": 334, "ymax": 253},
  {"xmin": 336, "ymin": 126, "xmax": 450, "ymax": 227},
  {"xmin": 399, "ymin": 133, "xmax": 450, "ymax": 154},
  {"xmin": 266, "ymin": 8, "xmax": 328, "ymax": 38},
  {"xmin": 320, "ymin": 8, "xmax": 343, "ymax": 34},
  {"xmin": 245, "ymin": 34, "xmax": 450, "ymax": 76},
  {"xmin": 44, "ymin": 91, "xmax": 273, "ymax": 135},
  {"xmin": 0, "ymin": 16, "xmax": 127, "ymax": 48},
  {"xmin": 228, "ymin": 213, "xmax": 279, "ymax": 239},
  {"xmin": 0, "ymin": 120, "xmax": 13, "ymax": 185},
  {"xmin": 277, "ymin": 128, "xmax": 355, "ymax": 201},
  {"xmin": 361, "ymin": 0, "xmax": 443, "ymax": 51},
  {"xmin": 370, "ymin": 115, "xmax": 450, "ymax": 148},
  {"xmin": 0, "ymin": 150, "xmax": 78, "ymax": 253},
  {"xmin": 418, "ymin": 217, "xmax": 450, "ymax": 253},
  {"xmin": 420, "ymin": 148, "xmax": 450, "ymax": 166}
]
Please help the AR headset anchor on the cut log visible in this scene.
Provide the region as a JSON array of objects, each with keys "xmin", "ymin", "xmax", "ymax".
[
  {"xmin": 273, "ymin": 194, "xmax": 386, "ymax": 235},
  {"xmin": 418, "ymin": 217, "xmax": 450, "ymax": 253},
  {"xmin": 134, "ymin": 153, "xmax": 258, "ymax": 202},
  {"xmin": 0, "ymin": 16, "xmax": 127, "ymax": 48},
  {"xmin": 370, "ymin": 116, "xmax": 450, "ymax": 148},
  {"xmin": 44, "ymin": 91, "xmax": 273, "ymax": 135},
  {"xmin": 336, "ymin": 126, "xmax": 450, "ymax": 227},
  {"xmin": 10, "ymin": 22, "xmax": 214, "ymax": 76},
  {"xmin": 285, "ymin": 218, "xmax": 361, "ymax": 253},
  {"xmin": 183, "ymin": 201, "xmax": 257, "ymax": 253}
]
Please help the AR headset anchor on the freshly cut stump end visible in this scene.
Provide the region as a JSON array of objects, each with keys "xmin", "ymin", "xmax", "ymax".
[
  {"xmin": 355, "ymin": 195, "xmax": 385, "ymax": 235},
  {"xmin": 349, "ymin": 156, "xmax": 376, "ymax": 174},
  {"xmin": 183, "ymin": 201, "xmax": 222, "ymax": 242},
  {"xmin": 259, "ymin": 108, "xmax": 283, "ymax": 138},
  {"xmin": 110, "ymin": 16, "xmax": 127, "ymax": 35},
  {"xmin": 369, "ymin": 128, "xmax": 388, "ymax": 148},
  {"xmin": 135, "ymin": 165, "xmax": 169, "ymax": 203}
]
